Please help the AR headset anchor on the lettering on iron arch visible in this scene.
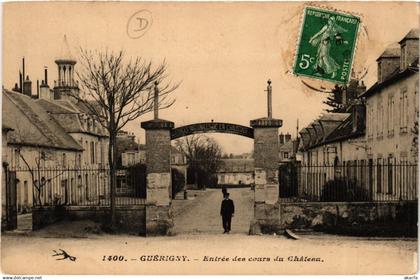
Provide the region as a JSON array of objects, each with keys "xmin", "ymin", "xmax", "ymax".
[{"xmin": 170, "ymin": 122, "xmax": 254, "ymax": 140}]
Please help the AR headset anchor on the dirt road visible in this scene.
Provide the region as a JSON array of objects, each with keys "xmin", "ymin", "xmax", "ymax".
[{"xmin": 172, "ymin": 188, "xmax": 254, "ymax": 235}]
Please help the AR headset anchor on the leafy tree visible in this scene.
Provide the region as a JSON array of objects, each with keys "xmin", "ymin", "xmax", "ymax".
[{"xmin": 323, "ymin": 84, "xmax": 345, "ymax": 113}]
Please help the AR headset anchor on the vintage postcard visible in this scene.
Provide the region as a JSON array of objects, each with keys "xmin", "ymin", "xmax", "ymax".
[{"xmin": 1, "ymin": 1, "xmax": 418, "ymax": 276}]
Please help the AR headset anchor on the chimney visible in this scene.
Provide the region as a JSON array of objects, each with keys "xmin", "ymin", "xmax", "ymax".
[
  {"xmin": 19, "ymin": 71, "xmax": 23, "ymax": 93},
  {"xmin": 35, "ymin": 80, "xmax": 40, "ymax": 98},
  {"xmin": 285, "ymin": 133, "xmax": 292, "ymax": 143},
  {"xmin": 22, "ymin": 57, "xmax": 25, "ymax": 88},
  {"xmin": 12, "ymin": 83, "xmax": 19, "ymax": 92},
  {"xmin": 44, "ymin": 67, "xmax": 48, "ymax": 86},
  {"xmin": 39, "ymin": 79, "xmax": 51, "ymax": 100},
  {"xmin": 352, "ymin": 99, "xmax": 366, "ymax": 133},
  {"xmin": 377, "ymin": 45, "xmax": 400, "ymax": 83},
  {"xmin": 356, "ymin": 80, "xmax": 366, "ymax": 96},
  {"xmin": 399, "ymin": 28, "xmax": 419, "ymax": 70},
  {"xmin": 23, "ymin": 75, "xmax": 32, "ymax": 97},
  {"xmin": 292, "ymin": 139, "xmax": 300, "ymax": 156},
  {"xmin": 279, "ymin": 133, "xmax": 284, "ymax": 145}
]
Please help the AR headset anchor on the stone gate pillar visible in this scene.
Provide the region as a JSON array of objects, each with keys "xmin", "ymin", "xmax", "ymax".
[
  {"xmin": 141, "ymin": 119, "xmax": 174, "ymax": 236},
  {"xmin": 250, "ymin": 117, "xmax": 282, "ymax": 232}
]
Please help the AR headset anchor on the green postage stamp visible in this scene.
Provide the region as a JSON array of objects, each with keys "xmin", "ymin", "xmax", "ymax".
[{"xmin": 293, "ymin": 6, "xmax": 360, "ymax": 84}]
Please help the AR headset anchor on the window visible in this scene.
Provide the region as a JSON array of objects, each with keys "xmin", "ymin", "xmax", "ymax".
[
  {"xmin": 77, "ymin": 154, "xmax": 82, "ymax": 167},
  {"xmin": 284, "ymin": 152, "xmax": 289, "ymax": 159},
  {"xmin": 90, "ymin": 141, "xmax": 95, "ymax": 164},
  {"xmin": 100, "ymin": 143, "xmax": 104, "ymax": 165},
  {"xmin": 377, "ymin": 158, "xmax": 382, "ymax": 193},
  {"xmin": 14, "ymin": 149, "xmax": 20, "ymax": 167},
  {"xmin": 23, "ymin": 181, "xmax": 28, "ymax": 205},
  {"xmin": 62, "ymin": 153, "xmax": 67, "ymax": 167},
  {"xmin": 378, "ymin": 61, "xmax": 382, "ymax": 82},
  {"xmin": 387, "ymin": 94, "xmax": 394, "ymax": 136},
  {"xmin": 401, "ymin": 43, "xmax": 406, "ymax": 69},
  {"xmin": 400, "ymin": 89, "xmax": 408, "ymax": 132},
  {"xmin": 377, "ymin": 97, "xmax": 383, "ymax": 137},
  {"xmin": 367, "ymin": 103, "xmax": 374, "ymax": 139}
]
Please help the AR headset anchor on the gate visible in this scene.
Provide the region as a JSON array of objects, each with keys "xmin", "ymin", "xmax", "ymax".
[
  {"xmin": 3, "ymin": 168, "xmax": 17, "ymax": 230},
  {"xmin": 279, "ymin": 162, "xmax": 299, "ymax": 198}
]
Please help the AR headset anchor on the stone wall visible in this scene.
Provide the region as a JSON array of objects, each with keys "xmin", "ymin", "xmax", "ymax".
[
  {"xmin": 33, "ymin": 205, "xmax": 146, "ymax": 235},
  {"xmin": 252, "ymin": 201, "xmax": 417, "ymax": 236}
]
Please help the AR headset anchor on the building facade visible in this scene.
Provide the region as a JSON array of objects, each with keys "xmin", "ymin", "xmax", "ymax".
[
  {"xmin": 216, "ymin": 159, "xmax": 254, "ymax": 186},
  {"xmin": 2, "ymin": 36, "xmax": 109, "ymax": 212},
  {"xmin": 296, "ymin": 28, "xmax": 418, "ymax": 201},
  {"xmin": 361, "ymin": 28, "xmax": 419, "ymax": 200}
]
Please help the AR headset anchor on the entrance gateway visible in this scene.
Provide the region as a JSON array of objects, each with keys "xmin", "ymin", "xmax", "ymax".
[{"xmin": 140, "ymin": 80, "xmax": 282, "ymax": 236}]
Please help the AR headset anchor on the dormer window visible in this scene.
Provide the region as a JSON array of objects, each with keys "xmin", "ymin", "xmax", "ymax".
[
  {"xmin": 401, "ymin": 42, "xmax": 407, "ymax": 69},
  {"xmin": 377, "ymin": 61, "xmax": 382, "ymax": 82}
]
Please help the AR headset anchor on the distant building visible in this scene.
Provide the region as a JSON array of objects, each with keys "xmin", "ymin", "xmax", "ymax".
[
  {"xmin": 278, "ymin": 133, "xmax": 293, "ymax": 162},
  {"xmin": 217, "ymin": 159, "xmax": 254, "ymax": 186},
  {"xmin": 121, "ymin": 149, "xmax": 146, "ymax": 167}
]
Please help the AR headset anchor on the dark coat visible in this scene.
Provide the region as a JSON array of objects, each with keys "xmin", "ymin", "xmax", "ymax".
[{"xmin": 220, "ymin": 198, "xmax": 235, "ymax": 216}]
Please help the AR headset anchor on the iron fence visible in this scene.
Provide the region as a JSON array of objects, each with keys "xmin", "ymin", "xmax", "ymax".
[
  {"xmin": 280, "ymin": 161, "xmax": 418, "ymax": 202},
  {"xmin": 13, "ymin": 166, "xmax": 146, "ymax": 207}
]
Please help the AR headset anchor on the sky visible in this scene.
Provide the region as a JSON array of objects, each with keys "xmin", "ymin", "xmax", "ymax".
[{"xmin": 3, "ymin": 2, "xmax": 419, "ymax": 154}]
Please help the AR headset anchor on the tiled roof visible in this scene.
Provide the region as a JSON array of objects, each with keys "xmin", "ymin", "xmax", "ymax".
[
  {"xmin": 319, "ymin": 113, "xmax": 350, "ymax": 122},
  {"xmin": 323, "ymin": 115, "xmax": 362, "ymax": 144},
  {"xmin": 377, "ymin": 44, "xmax": 400, "ymax": 60},
  {"xmin": 35, "ymin": 99, "xmax": 77, "ymax": 114},
  {"xmin": 36, "ymin": 98, "xmax": 108, "ymax": 137},
  {"xmin": 279, "ymin": 140, "xmax": 293, "ymax": 152},
  {"xmin": 3, "ymin": 89, "xmax": 82, "ymax": 151},
  {"xmin": 399, "ymin": 28, "xmax": 419, "ymax": 43},
  {"xmin": 361, "ymin": 65, "xmax": 418, "ymax": 98},
  {"xmin": 298, "ymin": 111, "xmax": 363, "ymax": 151}
]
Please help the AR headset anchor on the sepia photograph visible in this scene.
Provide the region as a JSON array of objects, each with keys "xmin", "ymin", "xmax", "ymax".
[{"xmin": 1, "ymin": 1, "xmax": 418, "ymax": 276}]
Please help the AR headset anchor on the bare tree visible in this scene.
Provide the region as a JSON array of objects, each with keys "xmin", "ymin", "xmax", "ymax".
[
  {"xmin": 74, "ymin": 49, "xmax": 179, "ymax": 228},
  {"xmin": 11, "ymin": 123, "xmax": 65, "ymax": 206},
  {"xmin": 175, "ymin": 135, "xmax": 223, "ymax": 188}
]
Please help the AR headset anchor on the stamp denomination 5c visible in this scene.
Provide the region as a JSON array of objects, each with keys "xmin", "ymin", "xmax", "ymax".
[{"xmin": 293, "ymin": 6, "xmax": 360, "ymax": 84}]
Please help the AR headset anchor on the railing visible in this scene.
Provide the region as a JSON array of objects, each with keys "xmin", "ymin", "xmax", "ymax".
[
  {"xmin": 280, "ymin": 162, "xmax": 418, "ymax": 202},
  {"xmin": 13, "ymin": 166, "xmax": 146, "ymax": 207}
]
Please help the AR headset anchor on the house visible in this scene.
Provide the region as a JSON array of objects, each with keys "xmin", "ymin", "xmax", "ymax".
[
  {"xmin": 360, "ymin": 28, "xmax": 419, "ymax": 200},
  {"xmin": 121, "ymin": 149, "xmax": 146, "ymax": 167},
  {"xmin": 295, "ymin": 28, "xmax": 419, "ymax": 201},
  {"xmin": 217, "ymin": 159, "xmax": 254, "ymax": 187},
  {"xmin": 278, "ymin": 133, "xmax": 293, "ymax": 162},
  {"xmin": 2, "ymin": 36, "xmax": 109, "ymax": 212}
]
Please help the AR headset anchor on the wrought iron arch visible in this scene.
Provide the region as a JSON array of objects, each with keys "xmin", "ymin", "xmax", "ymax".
[{"xmin": 170, "ymin": 122, "xmax": 254, "ymax": 140}]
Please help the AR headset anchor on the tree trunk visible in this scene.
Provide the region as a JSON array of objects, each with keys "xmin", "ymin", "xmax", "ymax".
[{"xmin": 109, "ymin": 133, "xmax": 117, "ymax": 229}]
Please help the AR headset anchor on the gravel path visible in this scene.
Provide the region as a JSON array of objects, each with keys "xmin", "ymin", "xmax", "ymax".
[{"xmin": 172, "ymin": 188, "xmax": 254, "ymax": 235}]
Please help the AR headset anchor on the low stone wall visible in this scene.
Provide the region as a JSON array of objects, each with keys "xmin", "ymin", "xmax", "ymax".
[
  {"xmin": 252, "ymin": 201, "xmax": 417, "ymax": 236},
  {"xmin": 33, "ymin": 205, "xmax": 146, "ymax": 235}
]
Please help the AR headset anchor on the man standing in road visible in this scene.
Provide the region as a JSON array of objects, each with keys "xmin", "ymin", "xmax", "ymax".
[{"xmin": 220, "ymin": 192, "xmax": 235, "ymax": 234}]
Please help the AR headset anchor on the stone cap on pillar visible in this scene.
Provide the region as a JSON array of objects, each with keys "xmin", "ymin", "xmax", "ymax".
[
  {"xmin": 141, "ymin": 119, "xmax": 175, "ymax": 130},
  {"xmin": 250, "ymin": 117, "xmax": 283, "ymax": 128}
]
